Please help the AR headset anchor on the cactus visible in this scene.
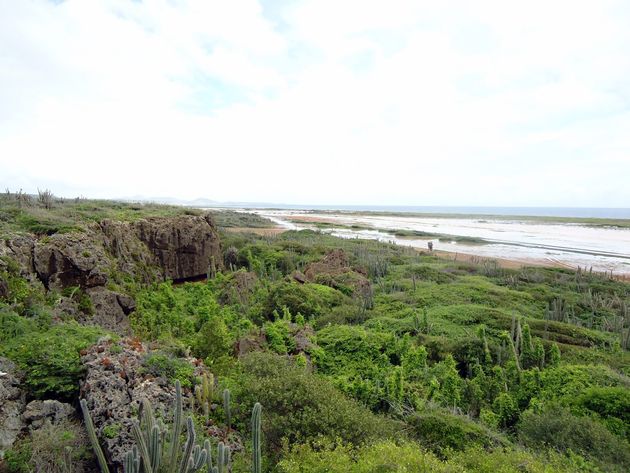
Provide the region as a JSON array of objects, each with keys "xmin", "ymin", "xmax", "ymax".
[
  {"xmin": 194, "ymin": 373, "xmax": 214, "ymax": 420},
  {"xmin": 213, "ymin": 442, "xmax": 230, "ymax": 473},
  {"xmin": 80, "ymin": 398, "xmax": 111, "ymax": 473},
  {"xmin": 80, "ymin": 379, "xmax": 266, "ymax": 473},
  {"xmin": 223, "ymin": 388, "xmax": 231, "ymax": 429},
  {"xmin": 252, "ymin": 403, "xmax": 262, "ymax": 473},
  {"xmin": 123, "ymin": 446, "xmax": 140, "ymax": 473},
  {"xmin": 167, "ymin": 380, "xmax": 184, "ymax": 473}
]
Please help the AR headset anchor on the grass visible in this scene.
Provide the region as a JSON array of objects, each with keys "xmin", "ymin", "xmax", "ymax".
[{"xmin": 0, "ymin": 191, "xmax": 203, "ymax": 235}]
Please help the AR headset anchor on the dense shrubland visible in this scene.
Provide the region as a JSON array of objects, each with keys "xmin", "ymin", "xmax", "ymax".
[{"xmin": 1, "ymin": 212, "xmax": 630, "ymax": 472}]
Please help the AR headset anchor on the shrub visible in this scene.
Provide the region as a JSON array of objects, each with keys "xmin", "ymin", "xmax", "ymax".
[
  {"xmin": 29, "ymin": 419, "xmax": 92, "ymax": 473},
  {"xmin": 143, "ymin": 353, "xmax": 195, "ymax": 388},
  {"xmin": 233, "ymin": 352, "xmax": 400, "ymax": 457},
  {"xmin": 277, "ymin": 440, "xmax": 449, "ymax": 473},
  {"xmin": 0, "ymin": 320, "xmax": 103, "ymax": 399},
  {"xmin": 407, "ymin": 406, "xmax": 508, "ymax": 456},
  {"xmin": 263, "ymin": 282, "xmax": 345, "ymax": 320},
  {"xmin": 518, "ymin": 404, "xmax": 630, "ymax": 472},
  {"xmin": 573, "ymin": 386, "xmax": 630, "ymax": 440}
]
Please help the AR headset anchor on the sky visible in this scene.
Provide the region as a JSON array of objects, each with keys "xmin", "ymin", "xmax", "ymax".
[{"xmin": 1, "ymin": 0, "xmax": 629, "ymax": 207}]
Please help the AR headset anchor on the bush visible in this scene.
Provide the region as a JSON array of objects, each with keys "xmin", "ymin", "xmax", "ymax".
[
  {"xmin": 277, "ymin": 440, "xmax": 584, "ymax": 473},
  {"xmin": 573, "ymin": 386, "xmax": 630, "ymax": 440},
  {"xmin": 143, "ymin": 353, "xmax": 195, "ymax": 388},
  {"xmin": 233, "ymin": 352, "xmax": 400, "ymax": 457},
  {"xmin": 518, "ymin": 404, "xmax": 630, "ymax": 472},
  {"xmin": 407, "ymin": 406, "xmax": 508, "ymax": 456},
  {"xmin": 447, "ymin": 446, "xmax": 598, "ymax": 473},
  {"xmin": 0, "ymin": 320, "xmax": 103, "ymax": 399},
  {"xmin": 277, "ymin": 440, "xmax": 449, "ymax": 473},
  {"xmin": 29, "ymin": 419, "xmax": 93, "ymax": 473},
  {"xmin": 263, "ymin": 282, "xmax": 345, "ymax": 320}
]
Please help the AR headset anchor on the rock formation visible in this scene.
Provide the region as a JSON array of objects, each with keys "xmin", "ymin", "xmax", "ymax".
[
  {"xmin": 0, "ymin": 214, "xmax": 222, "ymax": 334},
  {"xmin": 0, "ymin": 357, "xmax": 25, "ymax": 459}
]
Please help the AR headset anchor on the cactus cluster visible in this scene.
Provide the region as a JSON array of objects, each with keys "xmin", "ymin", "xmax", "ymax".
[
  {"xmin": 192, "ymin": 373, "xmax": 214, "ymax": 420},
  {"xmin": 82, "ymin": 380, "xmax": 264, "ymax": 473}
]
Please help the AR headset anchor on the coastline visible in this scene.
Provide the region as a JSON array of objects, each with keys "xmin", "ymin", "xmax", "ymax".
[{"xmin": 237, "ymin": 209, "xmax": 630, "ymax": 278}]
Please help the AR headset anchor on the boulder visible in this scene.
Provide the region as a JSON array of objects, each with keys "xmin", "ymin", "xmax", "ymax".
[
  {"xmin": 23, "ymin": 400, "xmax": 74, "ymax": 430},
  {"xmin": 303, "ymin": 249, "xmax": 372, "ymax": 298}
]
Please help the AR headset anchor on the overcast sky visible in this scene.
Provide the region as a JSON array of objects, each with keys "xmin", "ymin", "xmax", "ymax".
[{"xmin": 1, "ymin": 0, "xmax": 629, "ymax": 207}]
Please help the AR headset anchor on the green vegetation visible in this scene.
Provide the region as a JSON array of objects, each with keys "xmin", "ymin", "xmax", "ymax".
[
  {"xmin": 0, "ymin": 190, "xmax": 202, "ymax": 235},
  {"xmin": 1, "ymin": 202, "xmax": 629, "ymax": 472},
  {"xmin": 0, "ymin": 309, "xmax": 104, "ymax": 399},
  {"xmin": 211, "ymin": 210, "xmax": 274, "ymax": 228},
  {"xmin": 81, "ymin": 379, "xmax": 262, "ymax": 473}
]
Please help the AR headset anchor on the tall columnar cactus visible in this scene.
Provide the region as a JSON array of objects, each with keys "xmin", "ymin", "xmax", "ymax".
[
  {"xmin": 168, "ymin": 380, "xmax": 184, "ymax": 473},
  {"xmin": 80, "ymin": 398, "xmax": 111, "ymax": 473},
  {"xmin": 223, "ymin": 388, "xmax": 231, "ymax": 430},
  {"xmin": 194, "ymin": 373, "xmax": 214, "ymax": 420},
  {"xmin": 252, "ymin": 403, "xmax": 262, "ymax": 473},
  {"xmin": 215, "ymin": 442, "xmax": 230, "ymax": 473},
  {"xmin": 81, "ymin": 379, "xmax": 264, "ymax": 473}
]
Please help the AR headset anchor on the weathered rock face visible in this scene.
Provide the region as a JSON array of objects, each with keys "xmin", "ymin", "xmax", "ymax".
[
  {"xmin": 33, "ymin": 232, "xmax": 110, "ymax": 291},
  {"xmin": 80, "ymin": 339, "xmax": 177, "ymax": 468},
  {"xmin": 0, "ymin": 357, "xmax": 25, "ymax": 459},
  {"xmin": 0, "ymin": 215, "xmax": 222, "ymax": 333},
  {"xmin": 80, "ymin": 339, "xmax": 214, "ymax": 470},
  {"xmin": 133, "ymin": 215, "xmax": 222, "ymax": 281}
]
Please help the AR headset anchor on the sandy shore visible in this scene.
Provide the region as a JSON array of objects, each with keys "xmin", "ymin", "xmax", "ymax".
[{"xmin": 225, "ymin": 222, "xmax": 630, "ymax": 282}]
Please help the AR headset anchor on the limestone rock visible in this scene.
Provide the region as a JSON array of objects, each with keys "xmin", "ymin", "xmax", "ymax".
[
  {"xmin": 23, "ymin": 400, "xmax": 74, "ymax": 430},
  {"xmin": 3, "ymin": 214, "xmax": 222, "ymax": 335},
  {"xmin": 82, "ymin": 287, "xmax": 131, "ymax": 335},
  {"xmin": 80, "ymin": 339, "xmax": 210, "ymax": 469},
  {"xmin": 0, "ymin": 357, "xmax": 26, "ymax": 458},
  {"xmin": 33, "ymin": 232, "xmax": 109, "ymax": 291},
  {"xmin": 133, "ymin": 215, "xmax": 222, "ymax": 281}
]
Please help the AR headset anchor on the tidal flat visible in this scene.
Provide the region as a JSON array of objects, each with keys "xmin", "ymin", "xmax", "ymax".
[{"xmin": 252, "ymin": 210, "xmax": 630, "ymax": 276}]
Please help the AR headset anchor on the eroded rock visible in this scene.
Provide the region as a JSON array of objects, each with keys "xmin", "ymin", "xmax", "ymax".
[
  {"xmin": 0, "ymin": 357, "xmax": 26, "ymax": 459},
  {"xmin": 80, "ymin": 338, "xmax": 219, "ymax": 469},
  {"xmin": 3, "ymin": 214, "xmax": 222, "ymax": 334},
  {"xmin": 23, "ymin": 400, "xmax": 74, "ymax": 430}
]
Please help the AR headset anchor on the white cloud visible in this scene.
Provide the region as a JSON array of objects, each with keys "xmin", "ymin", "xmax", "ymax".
[{"xmin": 0, "ymin": 0, "xmax": 629, "ymax": 206}]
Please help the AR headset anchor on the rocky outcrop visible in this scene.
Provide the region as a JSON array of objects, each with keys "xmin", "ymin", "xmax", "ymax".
[
  {"xmin": 80, "ymin": 339, "xmax": 178, "ymax": 468},
  {"xmin": 133, "ymin": 215, "xmax": 222, "ymax": 281},
  {"xmin": 33, "ymin": 232, "xmax": 110, "ymax": 290},
  {"xmin": 0, "ymin": 358, "xmax": 25, "ymax": 459},
  {"xmin": 303, "ymin": 249, "xmax": 372, "ymax": 298},
  {"xmin": 80, "ymin": 339, "xmax": 247, "ymax": 471},
  {"xmin": 22, "ymin": 400, "xmax": 74, "ymax": 430},
  {"xmin": 0, "ymin": 215, "xmax": 222, "ymax": 333}
]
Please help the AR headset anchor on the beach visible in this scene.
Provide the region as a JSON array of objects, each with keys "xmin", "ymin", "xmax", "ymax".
[{"xmin": 250, "ymin": 210, "xmax": 630, "ymax": 276}]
